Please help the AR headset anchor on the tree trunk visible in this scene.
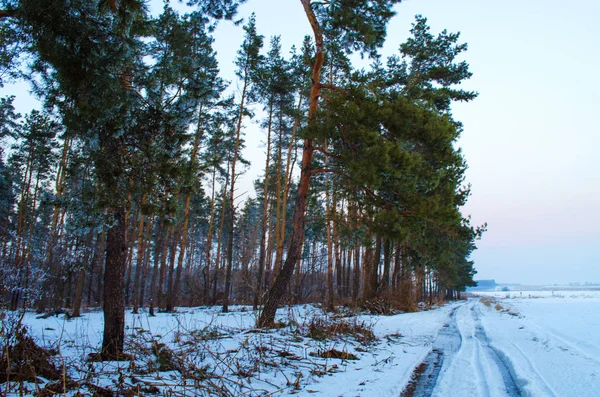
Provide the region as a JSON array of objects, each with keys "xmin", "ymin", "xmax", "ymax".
[
  {"xmin": 353, "ymin": 245, "xmax": 361, "ymax": 301},
  {"xmin": 256, "ymin": 0, "xmax": 324, "ymax": 327},
  {"xmin": 138, "ymin": 219, "xmax": 153, "ymax": 311},
  {"xmin": 157, "ymin": 225, "xmax": 173, "ymax": 310},
  {"xmin": 223, "ymin": 77, "xmax": 248, "ymax": 313},
  {"xmin": 363, "ymin": 235, "xmax": 380, "ymax": 301},
  {"xmin": 325, "ymin": 141, "xmax": 334, "ymax": 311},
  {"xmin": 165, "ymin": 226, "xmax": 179, "ymax": 312},
  {"xmin": 204, "ymin": 165, "xmax": 217, "ymax": 304},
  {"xmin": 72, "ymin": 267, "xmax": 87, "ymax": 317},
  {"xmin": 380, "ymin": 238, "xmax": 391, "ymax": 294},
  {"xmin": 131, "ymin": 197, "xmax": 147, "ymax": 313},
  {"xmin": 124, "ymin": 206, "xmax": 139, "ymax": 306},
  {"xmin": 254, "ymin": 102, "xmax": 273, "ymax": 309},
  {"xmin": 101, "ymin": 208, "xmax": 128, "ymax": 359},
  {"xmin": 212, "ymin": 162, "xmax": 230, "ymax": 304},
  {"xmin": 95, "ymin": 230, "xmax": 106, "ymax": 306},
  {"xmin": 149, "ymin": 223, "xmax": 164, "ymax": 316}
]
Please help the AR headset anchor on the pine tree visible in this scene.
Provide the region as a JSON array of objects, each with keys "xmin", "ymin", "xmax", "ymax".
[
  {"xmin": 258, "ymin": 0, "xmax": 403, "ymax": 327},
  {"xmin": 222, "ymin": 14, "xmax": 263, "ymax": 313}
]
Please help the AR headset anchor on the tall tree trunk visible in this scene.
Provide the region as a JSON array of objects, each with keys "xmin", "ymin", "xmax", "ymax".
[
  {"xmin": 272, "ymin": 114, "xmax": 284, "ymax": 276},
  {"xmin": 254, "ymin": 101, "xmax": 274, "ymax": 309},
  {"xmin": 171, "ymin": 108, "xmax": 203, "ymax": 311},
  {"xmin": 212, "ymin": 162, "xmax": 230, "ymax": 304},
  {"xmin": 18, "ymin": 170, "xmax": 41, "ymax": 310},
  {"xmin": 204, "ymin": 165, "xmax": 217, "ymax": 304},
  {"xmin": 223, "ymin": 77, "xmax": 248, "ymax": 313},
  {"xmin": 37, "ymin": 137, "xmax": 71, "ymax": 312},
  {"xmin": 325, "ymin": 140, "xmax": 334, "ymax": 311},
  {"xmin": 257, "ymin": 0, "xmax": 324, "ymax": 327}
]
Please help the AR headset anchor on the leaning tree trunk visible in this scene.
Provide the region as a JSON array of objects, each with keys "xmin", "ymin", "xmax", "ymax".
[{"xmin": 257, "ymin": 0, "xmax": 324, "ymax": 327}]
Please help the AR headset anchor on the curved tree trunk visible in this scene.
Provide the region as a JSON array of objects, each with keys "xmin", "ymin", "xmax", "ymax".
[{"xmin": 257, "ymin": 0, "xmax": 324, "ymax": 327}]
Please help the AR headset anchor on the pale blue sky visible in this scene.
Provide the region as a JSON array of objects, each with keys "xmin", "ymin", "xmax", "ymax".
[{"xmin": 4, "ymin": 0, "xmax": 599, "ymax": 285}]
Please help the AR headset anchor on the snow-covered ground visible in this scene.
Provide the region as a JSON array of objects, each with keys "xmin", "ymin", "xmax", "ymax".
[
  {"xmin": 3, "ymin": 290, "xmax": 600, "ymax": 396},
  {"xmin": 469, "ymin": 291, "xmax": 600, "ymax": 397}
]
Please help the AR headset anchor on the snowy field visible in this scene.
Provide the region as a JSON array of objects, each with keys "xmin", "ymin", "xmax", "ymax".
[{"xmin": 3, "ymin": 291, "xmax": 600, "ymax": 396}]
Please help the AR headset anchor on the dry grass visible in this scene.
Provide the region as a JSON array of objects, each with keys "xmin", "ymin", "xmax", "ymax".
[
  {"xmin": 305, "ymin": 315, "xmax": 376, "ymax": 345},
  {"xmin": 309, "ymin": 349, "xmax": 358, "ymax": 360},
  {"xmin": 479, "ymin": 297, "xmax": 496, "ymax": 307},
  {"xmin": 0, "ymin": 323, "xmax": 63, "ymax": 384}
]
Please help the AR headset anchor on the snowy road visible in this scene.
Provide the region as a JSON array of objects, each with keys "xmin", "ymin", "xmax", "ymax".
[
  {"xmin": 403, "ymin": 296, "xmax": 600, "ymax": 397},
  {"xmin": 403, "ymin": 300, "xmax": 522, "ymax": 397}
]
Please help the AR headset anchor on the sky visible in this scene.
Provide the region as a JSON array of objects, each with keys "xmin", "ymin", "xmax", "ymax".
[{"xmin": 3, "ymin": 0, "xmax": 599, "ymax": 285}]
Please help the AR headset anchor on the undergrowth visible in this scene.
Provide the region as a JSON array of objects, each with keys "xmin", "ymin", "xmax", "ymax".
[{"xmin": 0, "ymin": 305, "xmax": 388, "ymax": 395}]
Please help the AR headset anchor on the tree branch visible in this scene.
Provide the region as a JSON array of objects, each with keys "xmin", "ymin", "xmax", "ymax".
[
  {"xmin": 310, "ymin": 168, "xmax": 345, "ymax": 177},
  {"xmin": 318, "ymin": 83, "xmax": 349, "ymax": 95},
  {"xmin": 313, "ymin": 146, "xmax": 342, "ymax": 160}
]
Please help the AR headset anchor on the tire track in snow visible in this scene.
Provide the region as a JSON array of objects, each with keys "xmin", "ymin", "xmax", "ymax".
[
  {"xmin": 506, "ymin": 341, "xmax": 558, "ymax": 397},
  {"xmin": 400, "ymin": 305, "xmax": 462, "ymax": 397},
  {"xmin": 471, "ymin": 305, "xmax": 523, "ymax": 396},
  {"xmin": 402, "ymin": 301, "xmax": 527, "ymax": 397},
  {"xmin": 472, "ymin": 327, "xmax": 491, "ymax": 397}
]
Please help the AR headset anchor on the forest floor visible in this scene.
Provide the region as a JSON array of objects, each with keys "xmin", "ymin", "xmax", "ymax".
[{"xmin": 2, "ymin": 291, "xmax": 600, "ymax": 396}]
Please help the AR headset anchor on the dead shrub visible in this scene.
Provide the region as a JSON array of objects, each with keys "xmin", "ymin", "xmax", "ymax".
[
  {"xmin": 479, "ymin": 297, "xmax": 495, "ymax": 307},
  {"xmin": 190, "ymin": 326, "xmax": 225, "ymax": 341},
  {"xmin": 152, "ymin": 342, "xmax": 179, "ymax": 372},
  {"xmin": 396, "ymin": 279, "xmax": 418, "ymax": 312},
  {"xmin": 361, "ymin": 298, "xmax": 396, "ymax": 315},
  {"xmin": 305, "ymin": 316, "xmax": 376, "ymax": 345},
  {"xmin": 309, "ymin": 349, "xmax": 358, "ymax": 360},
  {"xmin": 0, "ymin": 323, "xmax": 62, "ymax": 383}
]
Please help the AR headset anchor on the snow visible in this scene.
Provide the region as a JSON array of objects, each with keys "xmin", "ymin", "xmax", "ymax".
[
  {"xmin": 431, "ymin": 291, "xmax": 600, "ymax": 397},
  {"xmin": 475, "ymin": 293, "xmax": 600, "ymax": 397},
  {"xmin": 4, "ymin": 290, "xmax": 600, "ymax": 396}
]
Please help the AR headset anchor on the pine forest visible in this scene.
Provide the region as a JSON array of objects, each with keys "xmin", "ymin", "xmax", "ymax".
[{"xmin": 0, "ymin": 0, "xmax": 487, "ymax": 394}]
